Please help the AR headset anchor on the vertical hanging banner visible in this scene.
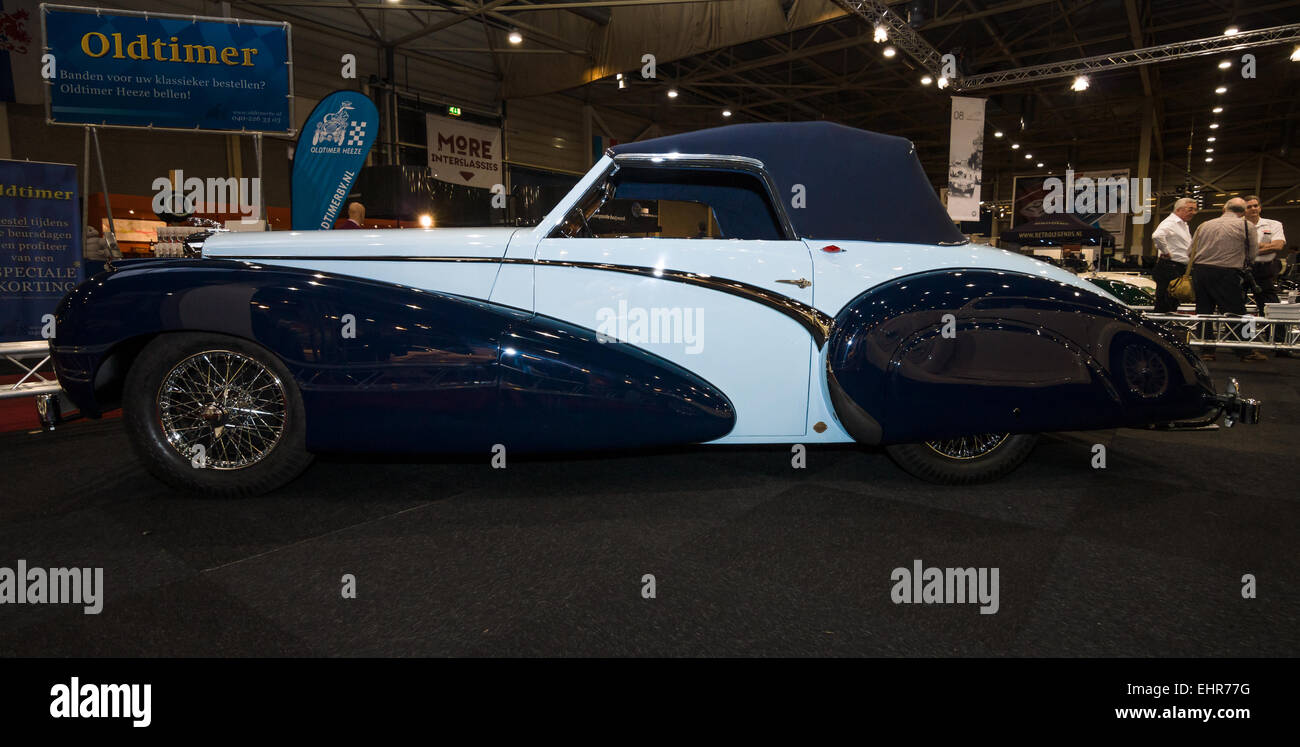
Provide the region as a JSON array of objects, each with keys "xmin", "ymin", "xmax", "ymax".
[
  {"xmin": 946, "ymin": 96, "xmax": 986, "ymax": 222},
  {"xmin": 426, "ymin": 114, "xmax": 502, "ymax": 190},
  {"xmin": 291, "ymin": 90, "xmax": 379, "ymax": 230},
  {"xmin": 0, "ymin": 159, "xmax": 80, "ymax": 342}
]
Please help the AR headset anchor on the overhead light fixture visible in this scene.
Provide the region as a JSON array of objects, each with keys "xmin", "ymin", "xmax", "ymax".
[
  {"xmin": 722, "ymin": 109, "xmax": 732, "ymax": 118},
  {"xmin": 874, "ymin": 25, "xmax": 888, "ymax": 43},
  {"xmin": 666, "ymin": 88, "xmax": 678, "ymax": 98},
  {"xmin": 1025, "ymin": 153, "xmax": 1033, "ymax": 159},
  {"xmin": 1292, "ymin": 45, "xmax": 1300, "ymax": 62},
  {"xmin": 993, "ymin": 131, "xmax": 1003, "ymax": 138},
  {"xmin": 1011, "ymin": 143, "xmax": 1020, "ymax": 149},
  {"xmin": 1036, "ymin": 162, "xmax": 1044, "ymax": 168},
  {"xmin": 507, "ymin": 30, "xmax": 523, "ymax": 45},
  {"xmin": 1206, "ymin": 148, "xmax": 1214, "ymax": 153},
  {"xmin": 1218, "ymin": 60, "xmax": 1231, "ymax": 69},
  {"xmin": 1212, "ymin": 106, "xmax": 1223, "ymax": 113},
  {"xmin": 1210, "ymin": 123, "xmax": 1220, "ymax": 129},
  {"xmin": 1207, "ymin": 136, "xmax": 1216, "ymax": 142},
  {"xmin": 920, "ymin": 75, "xmax": 933, "ymax": 85},
  {"xmin": 418, "ymin": 214, "xmax": 433, "ymax": 228},
  {"xmin": 618, "ymin": 78, "xmax": 627, "ymax": 89},
  {"xmin": 1215, "ymin": 86, "xmax": 1227, "ymax": 94},
  {"xmin": 1205, "ymin": 157, "xmax": 1214, "ymax": 162},
  {"xmin": 1224, "ymin": 26, "xmax": 1239, "ymax": 36},
  {"xmin": 883, "ymin": 46, "xmax": 896, "ymax": 58},
  {"xmin": 1070, "ymin": 75, "xmax": 1089, "ymax": 91},
  {"xmin": 937, "ymin": 77, "xmax": 949, "ymax": 89}
]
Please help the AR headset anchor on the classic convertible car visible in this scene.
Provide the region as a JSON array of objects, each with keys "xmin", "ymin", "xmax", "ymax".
[{"xmin": 49, "ymin": 122, "xmax": 1259, "ymax": 495}]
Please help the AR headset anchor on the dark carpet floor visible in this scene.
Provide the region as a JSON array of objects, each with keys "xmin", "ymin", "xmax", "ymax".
[{"xmin": 1, "ymin": 357, "xmax": 1297, "ymax": 657}]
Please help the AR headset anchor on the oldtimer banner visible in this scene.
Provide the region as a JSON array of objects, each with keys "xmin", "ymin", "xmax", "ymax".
[
  {"xmin": 42, "ymin": 6, "xmax": 291, "ymax": 132},
  {"xmin": 0, "ymin": 159, "xmax": 80, "ymax": 342}
]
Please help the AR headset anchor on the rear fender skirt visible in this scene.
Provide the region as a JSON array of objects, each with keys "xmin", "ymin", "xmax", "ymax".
[
  {"xmin": 825, "ymin": 269, "xmax": 1215, "ymax": 444},
  {"xmin": 51, "ymin": 260, "xmax": 735, "ymax": 451}
]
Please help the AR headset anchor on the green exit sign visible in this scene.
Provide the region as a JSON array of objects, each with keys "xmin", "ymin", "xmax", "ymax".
[{"xmin": 447, "ymin": 106, "xmax": 462, "ymax": 117}]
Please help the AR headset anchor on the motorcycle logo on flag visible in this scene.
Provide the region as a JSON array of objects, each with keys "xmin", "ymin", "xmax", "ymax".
[{"xmin": 292, "ymin": 91, "xmax": 378, "ymax": 230}]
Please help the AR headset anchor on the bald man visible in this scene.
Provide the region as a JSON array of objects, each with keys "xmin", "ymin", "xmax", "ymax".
[
  {"xmin": 1188, "ymin": 197, "xmax": 1262, "ymax": 361},
  {"xmin": 336, "ymin": 202, "xmax": 365, "ymax": 229}
]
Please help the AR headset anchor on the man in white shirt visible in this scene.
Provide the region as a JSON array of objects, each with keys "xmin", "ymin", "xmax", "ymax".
[
  {"xmin": 1150, "ymin": 197, "xmax": 1197, "ymax": 311},
  {"xmin": 1244, "ymin": 195, "xmax": 1288, "ymax": 304}
]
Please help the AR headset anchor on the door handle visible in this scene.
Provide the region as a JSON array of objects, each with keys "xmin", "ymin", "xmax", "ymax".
[{"xmin": 776, "ymin": 278, "xmax": 811, "ymax": 289}]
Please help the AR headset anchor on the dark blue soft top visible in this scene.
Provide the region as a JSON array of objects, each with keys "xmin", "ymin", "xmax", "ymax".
[{"xmin": 610, "ymin": 121, "xmax": 967, "ymax": 246}]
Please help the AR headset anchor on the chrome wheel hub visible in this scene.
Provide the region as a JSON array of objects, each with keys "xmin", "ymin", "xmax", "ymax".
[
  {"xmin": 924, "ymin": 433, "xmax": 1009, "ymax": 460},
  {"xmin": 158, "ymin": 350, "xmax": 288, "ymax": 470}
]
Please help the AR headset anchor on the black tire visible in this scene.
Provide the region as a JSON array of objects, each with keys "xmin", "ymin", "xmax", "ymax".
[
  {"xmin": 884, "ymin": 433, "xmax": 1038, "ymax": 485},
  {"xmin": 123, "ymin": 332, "xmax": 313, "ymax": 497}
]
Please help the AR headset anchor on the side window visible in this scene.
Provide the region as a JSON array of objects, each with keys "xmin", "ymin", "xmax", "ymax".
[{"xmin": 553, "ymin": 166, "xmax": 785, "ymax": 240}]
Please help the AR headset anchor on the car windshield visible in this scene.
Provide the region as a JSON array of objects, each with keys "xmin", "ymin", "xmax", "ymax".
[{"xmin": 559, "ymin": 165, "xmax": 785, "ymax": 240}]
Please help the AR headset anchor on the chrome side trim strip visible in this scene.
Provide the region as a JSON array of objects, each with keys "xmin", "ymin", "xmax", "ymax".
[{"xmin": 218, "ymin": 255, "xmax": 834, "ymax": 347}]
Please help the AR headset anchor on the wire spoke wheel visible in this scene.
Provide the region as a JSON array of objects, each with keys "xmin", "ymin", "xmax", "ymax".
[
  {"xmin": 923, "ymin": 433, "xmax": 1010, "ymax": 460},
  {"xmin": 157, "ymin": 350, "xmax": 288, "ymax": 470}
]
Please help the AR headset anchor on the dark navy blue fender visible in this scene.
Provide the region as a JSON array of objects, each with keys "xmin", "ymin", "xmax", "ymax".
[
  {"xmin": 51, "ymin": 259, "xmax": 735, "ymax": 453},
  {"xmin": 825, "ymin": 270, "xmax": 1215, "ymax": 444}
]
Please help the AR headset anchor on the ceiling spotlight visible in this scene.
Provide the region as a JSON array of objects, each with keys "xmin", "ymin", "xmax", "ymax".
[
  {"xmin": 1206, "ymin": 148, "xmax": 1214, "ymax": 153},
  {"xmin": 1070, "ymin": 75, "xmax": 1089, "ymax": 91},
  {"xmin": 1215, "ymin": 86, "xmax": 1227, "ymax": 94},
  {"xmin": 507, "ymin": 30, "xmax": 523, "ymax": 45},
  {"xmin": 1207, "ymin": 136, "xmax": 1216, "ymax": 142},
  {"xmin": 1205, "ymin": 157, "xmax": 1214, "ymax": 162},
  {"xmin": 1036, "ymin": 162, "xmax": 1044, "ymax": 168},
  {"xmin": 874, "ymin": 25, "xmax": 888, "ymax": 43},
  {"xmin": 1210, "ymin": 123, "xmax": 1220, "ymax": 129},
  {"xmin": 920, "ymin": 75, "xmax": 933, "ymax": 85},
  {"xmin": 883, "ymin": 46, "xmax": 897, "ymax": 58},
  {"xmin": 1224, "ymin": 26, "xmax": 1239, "ymax": 36},
  {"xmin": 722, "ymin": 109, "xmax": 732, "ymax": 118},
  {"xmin": 1212, "ymin": 106, "xmax": 1223, "ymax": 113},
  {"xmin": 1292, "ymin": 45, "xmax": 1300, "ymax": 62},
  {"xmin": 993, "ymin": 131, "xmax": 1003, "ymax": 138},
  {"xmin": 1025, "ymin": 153, "xmax": 1033, "ymax": 159},
  {"xmin": 666, "ymin": 88, "xmax": 678, "ymax": 98},
  {"xmin": 1218, "ymin": 60, "xmax": 1231, "ymax": 69},
  {"xmin": 1011, "ymin": 143, "xmax": 1020, "ymax": 149},
  {"xmin": 937, "ymin": 77, "xmax": 949, "ymax": 89}
]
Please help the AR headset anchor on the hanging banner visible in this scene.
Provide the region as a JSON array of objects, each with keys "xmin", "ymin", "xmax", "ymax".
[
  {"xmin": 2, "ymin": 0, "xmax": 43, "ymax": 104},
  {"xmin": 0, "ymin": 159, "xmax": 81, "ymax": 342},
  {"xmin": 1012, "ymin": 169, "xmax": 1130, "ymax": 247},
  {"xmin": 946, "ymin": 96, "xmax": 986, "ymax": 222},
  {"xmin": 41, "ymin": 6, "xmax": 292, "ymax": 132},
  {"xmin": 426, "ymin": 114, "xmax": 502, "ymax": 190},
  {"xmin": 291, "ymin": 90, "xmax": 379, "ymax": 230}
]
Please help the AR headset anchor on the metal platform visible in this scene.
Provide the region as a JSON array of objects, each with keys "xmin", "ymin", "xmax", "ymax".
[
  {"xmin": 0, "ymin": 340, "xmax": 60, "ymax": 399},
  {"xmin": 1142, "ymin": 312, "xmax": 1300, "ymax": 350}
]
